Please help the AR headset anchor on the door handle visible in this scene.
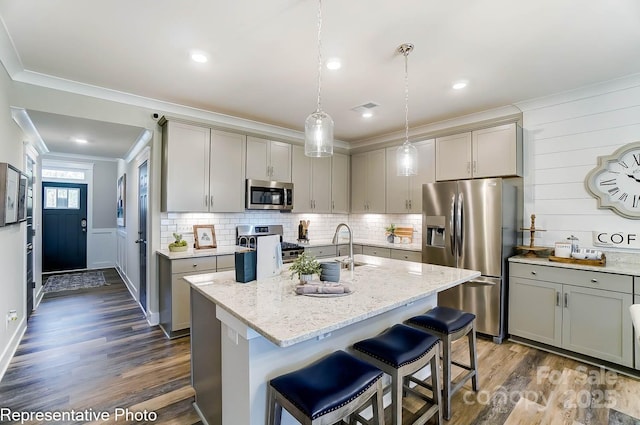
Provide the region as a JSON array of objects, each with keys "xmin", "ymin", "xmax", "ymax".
[
  {"xmin": 456, "ymin": 193, "xmax": 463, "ymax": 257},
  {"xmin": 449, "ymin": 194, "xmax": 456, "ymax": 256},
  {"xmin": 556, "ymin": 291, "xmax": 560, "ymax": 307},
  {"xmin": 81, "ymin": 218, "xmax": 87, "ymax": 233},
  {"xmin": 564, "ymin": 293, "xmax": 568, "ymax": 308},
  {"xmin": 135, "ymin": 239, "xmax": 146, "ymax": 244}
]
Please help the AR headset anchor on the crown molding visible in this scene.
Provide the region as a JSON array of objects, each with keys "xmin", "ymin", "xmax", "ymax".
[
  {"xmin": 124, "ymin": 129, "xmax": 153, "ymax": 164},
  {"xmin": 11, "ymin": 107, "xmax": 49, "ymax": 154},
  {"xmin": 515, "ymin": 72, "xmax": 640, "ymax": 112},
  {"xmin": 349, "ymin": 105, "xmax": 522, "ymax": 152},
  {"xmin": 10, "ymin": 69, "xmax": 350, "ymax": 150}
]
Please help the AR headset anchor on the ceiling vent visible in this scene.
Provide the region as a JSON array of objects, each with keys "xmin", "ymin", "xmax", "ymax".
[
  {"xmin": 352, "ymin": 102, "xmax": 380, "ymax": 112},
  {"xmin": 352, "ymin": 102, "xmax": 380, "ymax": 118}
]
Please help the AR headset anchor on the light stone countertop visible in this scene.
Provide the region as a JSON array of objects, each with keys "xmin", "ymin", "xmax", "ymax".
[
  {"xmin": 156, "ymin": 245, "xmax": 250, "ymax": 260},
  {"xmin": 185, "ymin": 254, "xmax": 480, "ymax": 347},
  {"xmin": 509, "ymin": 255, "xmax": 640, "ymax": 276},
  {"xmin": 302, "ymin": 238, "xmax": 422, "ymax": 252}
]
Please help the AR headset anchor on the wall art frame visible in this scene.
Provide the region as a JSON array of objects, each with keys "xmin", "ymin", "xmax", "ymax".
[{"xmin": 193, "ymin": 224, "xmax": 216, "ymax": 249}]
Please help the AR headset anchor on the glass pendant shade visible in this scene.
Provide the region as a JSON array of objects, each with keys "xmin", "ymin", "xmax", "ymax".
[
  {"xmin": 305, "ymin": 110, "xmax": 334, "ymax": 157},
  {"xmin": 396, "ymin": 140, "xmax": 418, "ymax": 176}
]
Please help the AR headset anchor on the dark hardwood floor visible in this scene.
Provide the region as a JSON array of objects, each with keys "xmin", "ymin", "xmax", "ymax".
[
  {"xmin": 1, "ymin": 268, "xmax": 639, "ymax": 424},
  {"xmin": 0, "ymin": 269, "xmax": 200, "ymax": 425}
]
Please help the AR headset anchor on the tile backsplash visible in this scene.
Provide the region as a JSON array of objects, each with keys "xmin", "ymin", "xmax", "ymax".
[{"xmin": 160, "ymin": 211, "xmax": 422, "ymax": 249}]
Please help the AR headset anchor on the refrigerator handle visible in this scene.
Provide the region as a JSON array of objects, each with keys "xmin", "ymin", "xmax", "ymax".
[
  {"xmin": 456, "ymin": 192, "xmax": 463, "ymax": 256},
  {"xmin": 449, "ymin": 194, "xmax": 456, "ymax": 256}
]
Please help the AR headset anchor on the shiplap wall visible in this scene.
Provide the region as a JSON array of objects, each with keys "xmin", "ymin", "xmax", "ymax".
[{"xmin": 520, "ymin": 75, "xmax": 640, "ymax": 251}]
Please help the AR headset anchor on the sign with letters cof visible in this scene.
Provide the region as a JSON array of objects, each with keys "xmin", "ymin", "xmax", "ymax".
[{"xmin": 592, "ymin": 231, "xmax": 639, "ymax": 249}]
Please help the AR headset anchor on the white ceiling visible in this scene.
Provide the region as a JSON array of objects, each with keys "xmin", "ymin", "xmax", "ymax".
[{"xmin": 2, "ymin": 0, "xmax": 640, "ymax": 157}]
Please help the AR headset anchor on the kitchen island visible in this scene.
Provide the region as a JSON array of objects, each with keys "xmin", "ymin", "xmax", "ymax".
[{"xmin": 185, "ymin": 254, "xmax": 480, "ymax": 425}]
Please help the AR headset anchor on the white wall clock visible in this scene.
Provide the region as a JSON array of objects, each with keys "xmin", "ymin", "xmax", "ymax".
[{"xmin": 585, "ymin": 141, "xmax": 640, "ymax": 219}]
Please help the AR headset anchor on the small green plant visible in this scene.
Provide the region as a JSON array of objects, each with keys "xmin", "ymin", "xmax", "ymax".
[
  {"xmin": 385, "ymin": 224, "xmax": 396, "ymax": 235},
  {"xmin": 289, "ymin": 252, "xmax": 322, "ymax": 279},
  {"xmin": 169, "ymin": 233, "xmax": 187, "ymax": 249}
]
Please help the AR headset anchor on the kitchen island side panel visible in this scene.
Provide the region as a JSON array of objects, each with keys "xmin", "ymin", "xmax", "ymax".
[{"xmin": 190, "ymin": 287, "xmax": 222, "ymax": 425}]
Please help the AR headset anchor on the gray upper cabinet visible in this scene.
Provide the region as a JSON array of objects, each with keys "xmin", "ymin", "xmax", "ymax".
[
  {"xmin": 386, "ymin": 140, "xmax": 435, "ymax": 213},
  {"xmin": 161, "ymin": 119, "xmax": 245, "ymax": 213},
  {"xmin": 209, "ymin": 130, "xmax": 247, "ymax": 212},
  {"xmin": 291, "ymin": 145, "xmax": 331, "ymax": 213},
  {"xmin": 331, "ymin": 153, "xmax": 350, "ymax": 214},
  {"xmin": 246, "ymin": 136, "xmax": 292, "ymax": 182},
  {"xmin": 351, "ymin": 149, "xmax": 386, "ymax": 213},
  {"xmin": 435, "ymin": 123, "xmax": 522, "ymax": 181}
]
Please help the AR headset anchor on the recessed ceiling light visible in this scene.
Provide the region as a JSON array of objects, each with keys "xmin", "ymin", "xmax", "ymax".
[
  {"xmin": 452, "ymin": 81, "xmax": 468, "ymax": 90},
  {"xmin": 326, "ymin": 58, "xmax": 342, "ymax": 70},
  {"xmin": 362, "ymin": 111, "xmax": 373, "ymax": 118},
  {"xmin": 73, "ymin": 138, "xmax": 88, "ymax": 144},
  {"xmin": 191, "ymin": 52, "xmax": 208, "ymax": 63}
]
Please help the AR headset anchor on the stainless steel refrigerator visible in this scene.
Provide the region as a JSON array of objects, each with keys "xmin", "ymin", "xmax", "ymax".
[{"xmin": 423, "ymin": 178, "xmax": 521, "ymax": 343}]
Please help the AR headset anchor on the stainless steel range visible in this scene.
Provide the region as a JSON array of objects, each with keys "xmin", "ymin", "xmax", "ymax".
[{"xmin": 236, "ymin": 225, "xmax": 304, "ymax": 263}]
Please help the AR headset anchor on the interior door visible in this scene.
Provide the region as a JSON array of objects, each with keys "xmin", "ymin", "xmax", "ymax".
[
  {"xmin": 42, "ymin": 182, "xmax": 87, "ymax": 272},
  {"xmin": 25, "ymin": 157, "xmax": 34, "ymax": 318},
  {"xmin": 137, "ymin": 161, "xmax": 148, "ymax": 311}
]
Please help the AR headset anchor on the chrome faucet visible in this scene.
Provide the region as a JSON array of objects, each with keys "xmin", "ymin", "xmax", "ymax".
[{"xmin": 332, "ymin": 223, "xmax": 354, "ymax": 271}]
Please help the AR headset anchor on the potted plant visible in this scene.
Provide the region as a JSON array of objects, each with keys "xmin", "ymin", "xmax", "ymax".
[
  {"xmin": 385, "ymin": 224, "xmax": 396, "ymax": 243},
  {"xmin": 289, "ymin": 252, "xmax": 322, "ymax": 284},
  {"xmin": 169, "ymin": 233, "xmax": 188, "ymax": 252}
]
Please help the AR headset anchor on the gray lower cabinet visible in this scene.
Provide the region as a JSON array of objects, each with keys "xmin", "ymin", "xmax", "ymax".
[
  {"xmin": 159, "ymin": 253, "xmax": 234, "ymax": 338},
  {"xmin": 509, "ymin": 262, "xmax": 634, "ymax": 368},
  {"xmin": 304, "ymin": 245, "xmax": 337, "ymax": 259},
  {"xmin": 362, "ymin": 246, "xmax": 391, "ymax": 258},
  {"xmin": 390, "ymin": 249, "xmax": 421, "ymax": 262}
]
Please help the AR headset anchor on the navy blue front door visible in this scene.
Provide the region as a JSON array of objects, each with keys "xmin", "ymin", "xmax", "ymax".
[{"xmin": 42, "ymin": 182, "xmax": 88, "ymax": 272}]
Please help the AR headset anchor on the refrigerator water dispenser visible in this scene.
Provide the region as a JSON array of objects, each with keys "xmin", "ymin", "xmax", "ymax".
[{"xmin": 424, "ymin": 216, "xmax": 446, "ymax": 248}]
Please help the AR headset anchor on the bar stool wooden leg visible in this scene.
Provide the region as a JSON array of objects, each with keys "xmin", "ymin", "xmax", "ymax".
[
  {"xmin": 267, "ymin": 386, "xmax": 282, "ymax": 425},
  {"xmin": 442, "ymin": 334, "xmax": 453, "ymax": 420},
  {"xmin": 392, "ymin": 368, "xmax": 403, "ymax": 425},
  {"xmin": 469, "ymin": 323, "xmax": 479, "ymax": 391},
  {"xmin": 432, "ymin": 345, "xmax": 444, "ymax": 425},
  {"xmin": 372, "ymin": 379, "xmax": 385, "ymax": 425}
]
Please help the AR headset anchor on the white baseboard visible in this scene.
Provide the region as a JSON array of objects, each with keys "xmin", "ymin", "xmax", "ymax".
[
  {"xmin": 147, "ymin": 311, "xmax": 159, "ymax": 326},
  {"xmin": 0, "ymin": 318, "xmax": 26, "ymax": 383},
  {"xmin": 115, "ymin": 267, "xmax": 155, "ymax": 323}
]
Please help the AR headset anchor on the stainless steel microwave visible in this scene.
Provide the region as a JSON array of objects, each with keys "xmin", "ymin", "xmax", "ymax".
[{"xmin": 246, "ymin": 179, "xmax": 293, "ymax": 211}]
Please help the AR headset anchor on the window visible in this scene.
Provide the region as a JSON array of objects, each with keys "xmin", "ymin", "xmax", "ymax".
[
  {"xmin": 44, "ymin": 187, "xmax": 80, "ymax": 209},
  {"xmin": 42, "ymin": 169, "xmax": 85, "ymax": 180}
]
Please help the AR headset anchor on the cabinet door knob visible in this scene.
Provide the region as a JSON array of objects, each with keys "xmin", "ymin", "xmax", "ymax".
[
  {"xmin": 591, "ymin": 278, "xmax": 598, "ymax": 283},
  {"xmin": 193, "ymin": 264, "xmax": 198, "ymax": 268},
  {"xmin": 531, "ymin": 271, "xmax": 537, "ymax": 275}
]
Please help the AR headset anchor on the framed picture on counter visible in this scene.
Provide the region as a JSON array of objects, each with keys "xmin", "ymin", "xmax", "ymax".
[{"xmin": 194, "ymin": 225, "xmax": 216, "ymax": 249}]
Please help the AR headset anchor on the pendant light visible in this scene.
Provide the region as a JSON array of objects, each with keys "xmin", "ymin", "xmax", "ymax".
[
  {"xmin": 396, "ymin": 43, "xmax": 418, "ymax": 176},
  {"xmin": 304, "ymin": 0, "xmax": 334, "ymax": 157}
]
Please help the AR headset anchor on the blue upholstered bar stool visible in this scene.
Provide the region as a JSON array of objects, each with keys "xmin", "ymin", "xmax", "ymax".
[
  {"xmin": 352, "ymin": 324, "xmax": 443, "ymax": 425},
  {"xmin": 267, "ymin": 350, "xmax": 385, "ymax": 425},
  {"xmin": 407, "ymin": 306, "xmax": 478, "ymax": 420}
]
